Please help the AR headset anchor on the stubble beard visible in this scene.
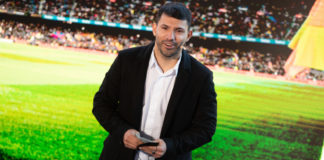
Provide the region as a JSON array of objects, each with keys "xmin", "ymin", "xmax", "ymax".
[{"xmin": 156, "ymin": 40, "xmax": 184, "ymax": 59}]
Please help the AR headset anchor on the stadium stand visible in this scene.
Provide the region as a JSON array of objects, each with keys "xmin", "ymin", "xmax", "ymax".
[
  {"xmin": 0, "ymin": 0, "xmax": 323, "ymax": 81},
  {"xmin": 0, "ymin": 18, "xmax": 288, "ymax": 77},
  {"xmin": 0, "ymin": 0, "xmax": 315, "ymax": 40},
  {"xmin": 0, "ymin": 19, "xmax": 151, "ymax": 53}
]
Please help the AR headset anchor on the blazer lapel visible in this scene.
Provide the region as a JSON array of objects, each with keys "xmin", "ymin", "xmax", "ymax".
[
  {"xmin": 133, "ymin": 42, "xmax": 154, "ymax": 129},
  {"xmin": 160, "ymin": 50, "xmax": 191, "ymax": 137}
]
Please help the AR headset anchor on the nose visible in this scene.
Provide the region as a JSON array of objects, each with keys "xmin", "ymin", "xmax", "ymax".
[{"xmin": 166, "ymin": 30, "xmax": 175, "ymax": 41}]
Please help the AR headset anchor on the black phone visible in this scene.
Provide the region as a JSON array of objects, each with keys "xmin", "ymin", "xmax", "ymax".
[
  {"xmin": 136, "ymin": 131, "xmax": 155, "ymax": 143},
  {"xmin": 136, "ymin": 131, "xmax": 159, "ymax": 149},
  {"xmin": 138, "ymin": 142, "xmax": 159, "ymax": 147}
]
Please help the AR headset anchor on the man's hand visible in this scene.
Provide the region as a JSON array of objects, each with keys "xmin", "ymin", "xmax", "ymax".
[
  {"xmin": 123, "ymin": 129, "xmax": 143, "ymax": 150},
  {"xmin": 139, "ymin": 139, "xmax": 167, "ymax": 159}
]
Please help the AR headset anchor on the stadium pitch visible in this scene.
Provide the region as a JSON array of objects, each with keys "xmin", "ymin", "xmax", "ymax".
[{"xmin": 0, "ymin": 42, "xmax": 323, "ymax": 160}]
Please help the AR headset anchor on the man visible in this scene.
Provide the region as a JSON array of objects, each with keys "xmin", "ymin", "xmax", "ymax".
[{"xmin": 93, "ymin": 2, "xmax": 217, "ymax": 160}]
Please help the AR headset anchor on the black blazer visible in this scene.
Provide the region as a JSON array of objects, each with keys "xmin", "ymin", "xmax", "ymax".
[{"xmin": 93, "ymin": 42, "xmax": 217, "ymax": 160}]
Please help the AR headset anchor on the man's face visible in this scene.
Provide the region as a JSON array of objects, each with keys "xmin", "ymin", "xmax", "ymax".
[{"xmin": 152, "ymin": 13, "xmax": 192, "ymax": 58}]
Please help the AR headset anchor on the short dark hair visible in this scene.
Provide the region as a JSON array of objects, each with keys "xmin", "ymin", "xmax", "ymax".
[{"xmin": 155, "ymin": 2, "xmax": 192, "ymax": 29}]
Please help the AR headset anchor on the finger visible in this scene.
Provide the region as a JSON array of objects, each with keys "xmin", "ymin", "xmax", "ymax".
[
  {"xmin": 124, "ymin": 136, "xmax": 143, "ymax": 150},
  {"xmin": 155, "ymin": 145, "xmax": 160, "ymax": 152},
  {"xmin": 153, "ymin": 151, "xmax": 162, "ymax": 158},
  {"xmin": 153, "ymin": 143, "xmax": 163, "ymax": 152},
  {"xmin": 140, "ymin": 146, "xmax": 161, "ymax": 157},
  {"xmin": 126, "ymin": 138, "xmax": 142, "ymax": 146},
  {"xmin": 125, "ymin": 139, "xmax": 142, "ymax": 150},
  {"xmin": 155, "ymin": 139, "xmax": 166, "ymax": 157},
  {"xmin": 125, "ymin": 142, "xmax": 135, "ymax": 150},
  {"xmin": 139, "ymin": 146, "xmax": 154, "ymax": 155},
  {"xmin": 129, "ymin": 144, "xmax": 137, "ymax": 150},
  {"xmin": 140, "ymin": 145, "xmax": 157, "ymax": 150},
  {"xmin": 151, "ymin": 151, "xmax": 160, "ymax": 158}
]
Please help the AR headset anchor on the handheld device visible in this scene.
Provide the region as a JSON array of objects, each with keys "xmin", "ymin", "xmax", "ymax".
[
  {"xmin": 135, "ymin": 131, "xmax": 159, "ymax": 148},
  {"xmin": 135, "ymin": 131, "xmax": 154, "ymax": 143}
]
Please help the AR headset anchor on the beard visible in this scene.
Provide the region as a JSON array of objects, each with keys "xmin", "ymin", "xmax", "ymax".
[{"xmin": 156, "ymin": 39, "xmax": 185, "ymax": 58}]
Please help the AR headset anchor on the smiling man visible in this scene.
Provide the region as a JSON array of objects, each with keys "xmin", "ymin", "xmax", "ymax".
[{"xmin": 93, "ymin": 2, "xmax": 217, "ymax": 160}]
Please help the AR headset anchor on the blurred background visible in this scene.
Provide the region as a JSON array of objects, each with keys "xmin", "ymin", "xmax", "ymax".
[{"xmin": 0, "ymin": 0, "xmax": 323, "ymax": 159}]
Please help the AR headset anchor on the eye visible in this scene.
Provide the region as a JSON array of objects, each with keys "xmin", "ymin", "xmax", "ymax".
[
  {"xmin": 176, "ymin": 29, "xmax": 185, "ymax": 33},
  {"xmin": 161, "ymin": 26, "xmax": 168, "ymax": 30}
]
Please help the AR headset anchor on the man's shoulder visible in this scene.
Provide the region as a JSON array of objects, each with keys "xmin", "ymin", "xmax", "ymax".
[
  {"xmin": 186, "ymin": 53, "xmax": 212, "ymax": 76},
  {"xmin": 118, "ymin": 45, "xmax": 144, "ymax": 55},
  {"xmin": 118, "ymin": 43, "xmax": 153, "ymax": 58}
]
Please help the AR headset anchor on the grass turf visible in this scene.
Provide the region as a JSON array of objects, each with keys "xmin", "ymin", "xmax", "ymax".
[{"xmin": 0, "ymin": 42, "xmax": 323, "ymax": 159}]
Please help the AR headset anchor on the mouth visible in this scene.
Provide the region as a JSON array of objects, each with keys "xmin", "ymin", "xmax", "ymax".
[{"xmin": 163, "ymin": 42, "xmax": 176, "ymax": 49}]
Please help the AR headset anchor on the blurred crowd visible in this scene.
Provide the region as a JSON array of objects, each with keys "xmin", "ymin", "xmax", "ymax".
[
  {"xmin": 192, "ymin": 46, "xmax": 286, "ymax": 76},
  {"xmin": 0, "ymin": 19, "xmax": 151, "ymax": 54},
  {"xmin": 305, "ymin": 69, "xmax": 324, "ymax": 82},
  {"xmin": 1, "ymin": 0, "xmax": 323, "ymax": 81},
  {"xmin": 0, "ymin": 0, "xmax": 314, "ymax": 40},
  {"xmin": 0, "ymin": 19, "xmax": 291, "ymax": 77}
]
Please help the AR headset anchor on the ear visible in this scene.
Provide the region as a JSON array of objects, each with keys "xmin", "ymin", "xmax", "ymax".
[
  {"xmin": 186, "ymin": 30, "xmax": 193, "ymax": 42},
  {"xmin": 152, "ymin": 22, "xmax": 157, "ymax": 36}
]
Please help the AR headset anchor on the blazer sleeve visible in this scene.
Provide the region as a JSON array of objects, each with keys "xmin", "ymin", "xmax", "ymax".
[
  {"xmin": 162, "ymin": 71, "xmax": 217, "ymax": 158},
  {"xmin": 92, "ymin": 54, "xmax": 133, "ymax": 141}
]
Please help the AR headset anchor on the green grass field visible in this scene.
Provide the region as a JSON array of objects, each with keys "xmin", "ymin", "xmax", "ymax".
[{"xmin": 0, "ymin": 42, "xmax": 323, "ymax": 160}]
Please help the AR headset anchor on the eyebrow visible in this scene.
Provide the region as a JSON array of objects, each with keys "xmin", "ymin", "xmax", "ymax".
[{"xmin": 160, "ymin": 24, "xmax": 186, "ymax": 31}]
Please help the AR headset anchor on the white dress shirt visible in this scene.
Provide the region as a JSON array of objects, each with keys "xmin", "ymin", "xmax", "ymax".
[{"xmin": 136, "ymin": 49, "xmax": 181, "ymax": 160}]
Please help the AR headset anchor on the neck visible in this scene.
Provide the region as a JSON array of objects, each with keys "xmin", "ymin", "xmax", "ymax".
[{"xmin": 153, "ymin": 47, "xmax": 181, "ymax": 73}]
